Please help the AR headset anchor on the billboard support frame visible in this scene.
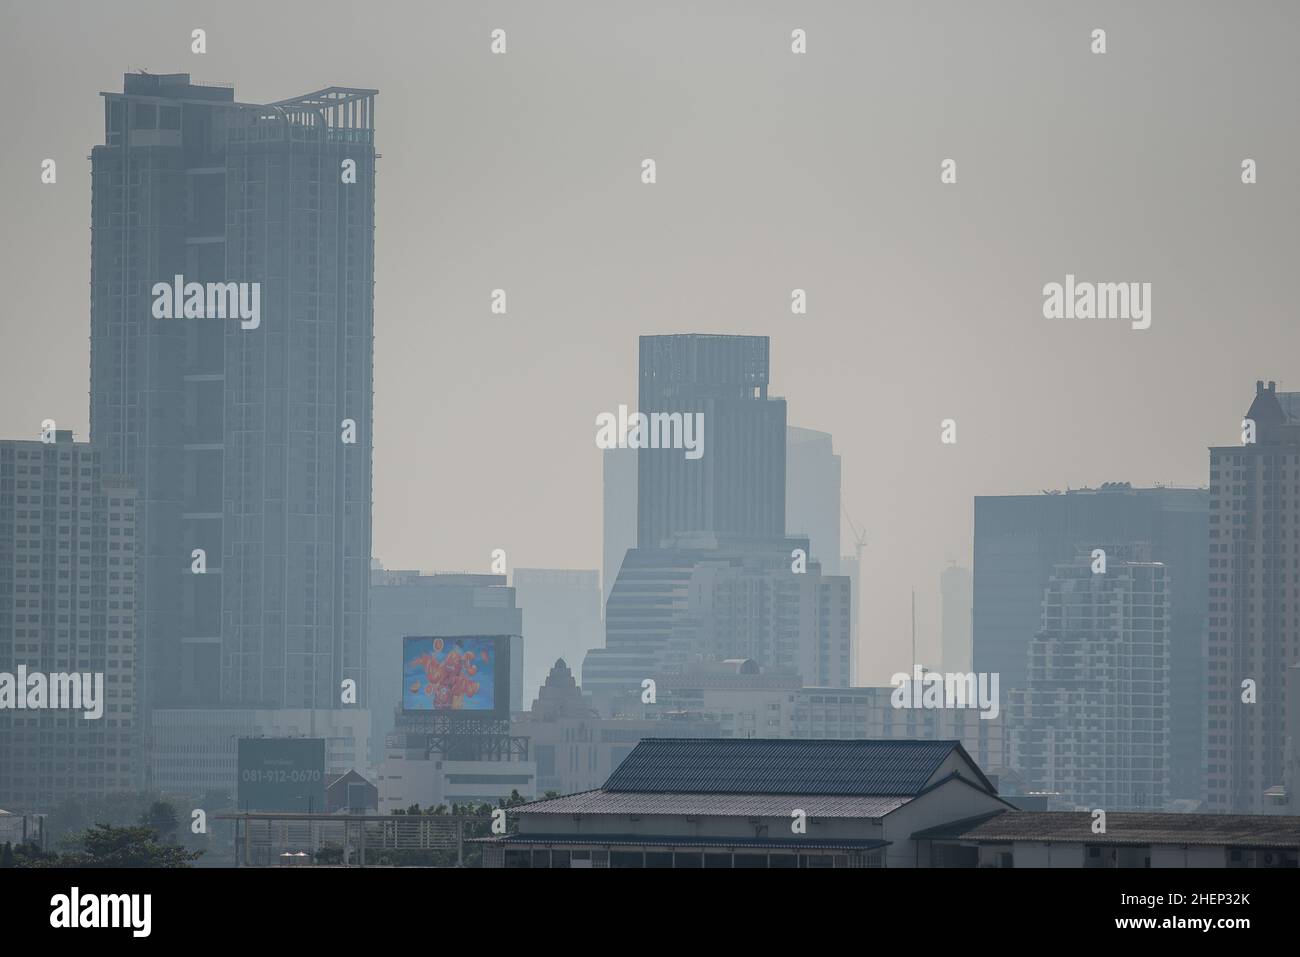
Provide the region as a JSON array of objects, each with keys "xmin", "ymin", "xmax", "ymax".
[{"xmin": 397, "ymin": 710, "xmax": 528, "ymax": 762}]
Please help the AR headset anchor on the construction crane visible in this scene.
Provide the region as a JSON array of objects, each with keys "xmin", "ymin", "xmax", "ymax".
[{"xmin": 842, "ymin": 505, "xmax": 867, "ymax": 567}]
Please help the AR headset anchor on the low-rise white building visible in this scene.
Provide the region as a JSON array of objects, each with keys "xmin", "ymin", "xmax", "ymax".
[{"xmin": 378, "ymin": 751, "xmax": 536, "ymax": 813}]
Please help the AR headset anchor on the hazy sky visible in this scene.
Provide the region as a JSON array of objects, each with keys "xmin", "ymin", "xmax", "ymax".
[{"xmin": 3, "ymin": 1, "xmax": 1297, "ymax": 684}]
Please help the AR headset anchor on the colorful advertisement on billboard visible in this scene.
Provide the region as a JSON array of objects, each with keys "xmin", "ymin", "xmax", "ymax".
[{"xmin": 402, "ymin": 635, "xmax": 508, "ymax": 717}]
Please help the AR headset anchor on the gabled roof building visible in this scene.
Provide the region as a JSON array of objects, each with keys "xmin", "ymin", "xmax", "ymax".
[
  {"xmin": 478, "ymin": 736, "xmax": 1300, "ymax": 868},
  {"xmin": 477, "ymin": 738, "xmax": 1011, "ymax": 868}
]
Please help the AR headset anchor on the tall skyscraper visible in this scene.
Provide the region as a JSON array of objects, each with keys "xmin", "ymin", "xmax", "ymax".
[
  {"xmin": 786, "ymin": 426, "xmax": 841, "ymax": 575},
  {"xmin": 972, "ymin": 483, "xmax": 1208, "ymax": 801},
  {"xmin": 940, "ymin": 563, "xmax": 972, "ymax": 673},
  {"xmin": 0, "ymin": 433, "xmax": 138, "ymax": 807},
  {"xmin": 602, "ymin": 447, "xmax": 637, "ymax": 612},
  {"xmin": 88, "ymin": 73, "xmax": 376, "ymax": 719},
  {"xmin": 1206, "ymin": 380, "xmax": 1300, "ymax": 813},
  {"xmin": 587, "ymin": 336, "xmax": 849, "ymax": 703},
  {"xmin": 1010, "ymin": 545, "xmax": 1170, "ymax": 811},
  {"xmin": 637, "ymin": 335, "xmax": 785, "ymax": 548}
]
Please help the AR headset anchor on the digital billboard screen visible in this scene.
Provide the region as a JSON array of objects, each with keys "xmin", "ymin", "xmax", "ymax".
[
  {"xmin": 402, "ymin": 635, "xmax": 508, "ymax": 717},
  {"xmin": 237, "ymin": 737, "xmax": 327, "ymax": 813}
]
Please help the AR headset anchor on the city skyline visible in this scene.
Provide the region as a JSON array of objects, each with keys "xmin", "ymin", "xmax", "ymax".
[{"xmin": 6, "ymin": 5, "xmax": 1300, "ymax": 916}]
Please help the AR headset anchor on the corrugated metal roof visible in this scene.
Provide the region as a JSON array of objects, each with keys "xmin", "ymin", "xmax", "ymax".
[
  {"xmin": 942, "ymin": 810, "xmax": 1300, "ymax": 849},
  {"xmin": 518, "ymin": 789, "xmax": 910, "ymax": 818},
  {"xmin": 601, "ymin": 738, "xmax": 966, "ymax": 796},
  {"xmin": 472, "ymin": 834, "xmax": 889, "ymax": 851}
]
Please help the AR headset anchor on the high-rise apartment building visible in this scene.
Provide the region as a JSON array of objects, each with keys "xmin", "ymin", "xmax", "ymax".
[
  {"xmin": 972, "ymin": 483, "xmax": 1207, "ymax": 800},
  {"xmin": 637, "ymin": 335, "xmax": 785, "ymax": 548},
  {"xmin": 0, "ymin": 433, "xmax": 138, "ymax": 807},
  {"xmin": 88, "ymin": 73, "xmax": 376, "ymax": 718},
  {"xmin": 811, "ymin": 572, "xmax": 853, "ymax": 687},
  {"xmin": 1206, "ymin": 381, "xmax": 1300, "ymax": 813},
  {"xmin": 1010, "ymin": 545, "xmax": 1170, "ymax": 811}
]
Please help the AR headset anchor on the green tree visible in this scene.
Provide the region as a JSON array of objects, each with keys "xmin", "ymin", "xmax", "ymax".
[
  {"xmin": 47, "ymin": 790, "xmax": 191, "ymax": 845},
  {"xmin": 139, "ymin": 801, "xmax": 179, "ymax": 840},
  {"xmin": 12, "ymin": 841, "xmax": 58, "ymax": 867},
  {"xmin": 27, "ymin": 823, "xmax": 204, "ymax": 868}
]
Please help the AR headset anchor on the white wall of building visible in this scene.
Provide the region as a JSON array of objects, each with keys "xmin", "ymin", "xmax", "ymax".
[
  {"xmin": 881, "ymin": 779, "xmax": 1009, "ymax": 868},
  {"xmin": 378, "ymin": 752, "xmax": 536, "ymax": 813}
]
